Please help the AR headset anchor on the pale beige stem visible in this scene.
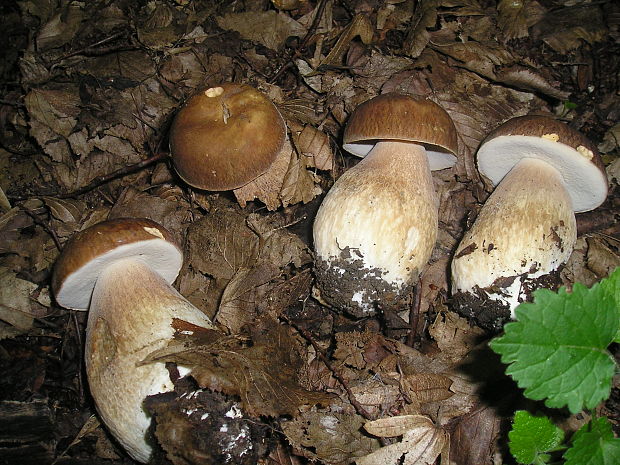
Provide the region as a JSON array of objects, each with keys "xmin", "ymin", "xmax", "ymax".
[
  {"xmin": 86, "ymin": 258, "xmax": 213, "ymax": 463},
  {"xmin": 313, "ymin": 140, "xmax": 438, "ymax": 314},
  {"xmin": 452, "ymin": 157, "xmax": 577, "ymax": 312}
]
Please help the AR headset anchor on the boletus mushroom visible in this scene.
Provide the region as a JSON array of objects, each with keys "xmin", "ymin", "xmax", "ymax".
[
  {"xmin": 313, "ymin": 93, "xmax": 458, "ymax": 316},
  {"xmin": 169, "ymin": 83, "xmax": 286, "ymax": 191},
  {"xmin": 52, "ymin": 218, "xmax": 215, "ymax": 462},
  {"xmin": 451, "ymin": 115, "xmax": 608, "ymax": 331}
]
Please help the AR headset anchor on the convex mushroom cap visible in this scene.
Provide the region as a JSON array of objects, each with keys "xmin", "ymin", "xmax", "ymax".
[
  {"xmin": 53, "ymin": 218, "xmax": 182, "ymax": 310},
  {"xmin": 451, "ymin": 115, "xmax": 608, "ymax": 330},
  {"xmin": 52, "ymin": 218, "xmax": 214, "ymax": 463},
  {"xmin": 170, "ymin": 83, "xmax": 286, "ymax": 191},
  {"xmin": 343, "ymin": 93, "xmax": 458, "ymax": 168},
  {"xmin": 313, "ymin": 93, "xmax": 458, "ymax": 316}
]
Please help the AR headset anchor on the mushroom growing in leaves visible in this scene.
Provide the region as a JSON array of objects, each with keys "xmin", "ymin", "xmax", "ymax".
[
  {"xmin": 52, "ymin": 218, "xmax": 215, "ymax": 463},
  {"xmin": 451, "ymin": 115, "xmax": 608, "ymax": 331},
  {"xmin": 313, "ymin": 93, "xmax": 458, "ymax": 317},
  {"xmin": 170, "ymin": 83, "xmax": 286, "ymax": 191}
]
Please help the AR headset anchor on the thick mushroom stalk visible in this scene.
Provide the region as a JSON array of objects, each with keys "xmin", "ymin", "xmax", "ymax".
[
  {"xmin": 52, "ymin": 218, "xmax": 215, "ymax": 463},
  {"xmin": 452, "ymin": 157, "xmax": 576, "ymax": 327},
  {"xmin": 312, "ymin": 93, "xmax": 457, "ymax": 316},
  {"xmin": 450, "ymin": 115, "xmax": 608, "ymax": 331},
  {"xmin": 313, "ymin": 140, "xmax": 438, "ymax": 316},
  {"xmin": 87, "ymin": 258, "xmax": 214, "ymax": 463}
]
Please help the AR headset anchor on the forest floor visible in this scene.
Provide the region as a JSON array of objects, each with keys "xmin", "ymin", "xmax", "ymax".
[{"xmin": 0, "ymin": 1, "xmax": 619, "ymax": 464}]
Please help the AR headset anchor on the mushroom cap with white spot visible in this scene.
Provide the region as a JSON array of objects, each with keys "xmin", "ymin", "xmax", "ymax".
[
  {"xmin": 52, "ymin": 218, "xmax": 182, "ymax": 310},
  {"xmin": 477, "ymin": 115, "xmax": 608, "ymax": 212},
  {"xmin": 170, "ymin": 83, "xmax": 286, "ymax": 191}
]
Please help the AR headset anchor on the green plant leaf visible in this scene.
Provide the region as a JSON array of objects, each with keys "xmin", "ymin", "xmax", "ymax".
[
  {"xmin": 599, "ymin": 267, "xmax": 620, "ymax": 343},
  {"xmin": 508, "ymin": 410, "xmax": 564, "ymax": 464},
  {"xmin": 489, "ymin": 269, "xmax": 620, "ymax": 413},
  {"xmin": 564, "ymin": 416, "xmax": 620, "ymax": 465}
]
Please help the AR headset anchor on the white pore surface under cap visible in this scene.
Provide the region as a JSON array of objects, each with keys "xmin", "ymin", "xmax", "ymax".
[
  {"xmin": 477, "ymin": 135, "xmax": 608, "ymax": 212},
  {"xmin": 56, "ymin": 239, "xmax": 183, "ymax": 310},
  {"xmin": 343, "ymin": 141, "xmax": 457, "ymax": 170}
]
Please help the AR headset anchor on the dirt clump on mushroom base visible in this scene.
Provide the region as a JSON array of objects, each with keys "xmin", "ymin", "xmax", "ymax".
[
  {"xmin": 452, "ymin": 269, "xmax": 564, "ymax": 332},
  {"xmin": 145, "ymin": 375, "xmax": 269, "ymax": 465},
  {"xmin": 314, "ymin": 248, "xmax": 415, "ymax": 318}
]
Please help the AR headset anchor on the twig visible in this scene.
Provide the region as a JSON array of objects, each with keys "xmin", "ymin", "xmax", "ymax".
[
  {"xmin": 57, "ymin": 151, "xmax": 169, "ymax": 199},
  {"xmin": 406, "ymin": 279, "xmax": 422, "ymax": 348},
  {"xmin": 269, "ymin": 0, "xmax": 330, "ymax": 83},
  {"xmin": 20, "ymin": 204, "xmax": 62, "ymax": 251},
  {"xmin": 281, "ymin": 314, "xmax": 375, "ymax": 421}
]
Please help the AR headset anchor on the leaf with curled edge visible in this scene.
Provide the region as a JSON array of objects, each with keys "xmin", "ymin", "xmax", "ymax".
[
  {"xmin": 215, "ymin": 263, "xmax": 280, "ymax": 334},
  {"xmin": 216, "ymin": 10, "xmax": 306, "ymax": 51},
  {"xmin": 289, "ymin": 121, "xmax": 334, "ymax": 171},
  {"xmin": 401, "ymin": 373, "xmax": 453, "ymax": 410},
  {"xmin": 233, "ymin": 138, "xmax": 291, "ymax": 211},
  {"xmin": 358, "ymin": 415, "xmax": 449, "ymax": 465},
  {"xmin": 42, "ymin": 197, "xmax": 85, "ymax": 224},
  {"xmin": 143, "ymin": 316, "xmax": 334, "ymax": 417}
]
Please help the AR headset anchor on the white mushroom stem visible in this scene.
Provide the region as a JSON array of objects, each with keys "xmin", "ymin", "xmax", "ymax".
[
  {"xmin": 452, "ymin": 157, "xmax": 577, "ymax": 314},
  {"xmin": 86, "ymin": 258, "xmax": 214, "ymax": 463},
  {"xmin": 313, "ymin": 140, "xmax": 437, "ymax": 313}
]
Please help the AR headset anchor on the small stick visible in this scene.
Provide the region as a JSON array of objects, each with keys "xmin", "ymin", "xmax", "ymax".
[
  {"xmin": 57, "ymin": 152, "xmax": 169, "ymax": 199},
  {"xmin": 406, "ymin": 279, "xmax": 422, "ymax": 348},
  {"xmin": 269, "ymin": 0, "xmax": 329, "ymax": 83},
  {"xmin": 281, "ymin": 314, "xmax": 375, "ymax": 421}
]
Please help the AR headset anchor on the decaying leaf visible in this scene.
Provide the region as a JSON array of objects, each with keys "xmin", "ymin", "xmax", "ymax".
[
  {"xmin": 309, "ymin": 14, "xmax": 374, "ymax": 74},
  {"xmin": 233, "ymin": 137, "xmax": 291, "ymax": 210},
  {"xmin": 358, "ymin": 415, "xmax": 449, "ymax": 465},
  {"xmin": 215, "ymin": 264, "xmax": 279, "ymax": 333},
  {"xmin": 401, "ymin": 373, "xmax": 453, "ymax": 409},
  {"xmin": 403, "ymin": 0, "xmax": 438, "ymax": 58},
  {"xmin": 537, "ymin": 5, "xmax": 607, "ymax": 54},
  {"xmin": 586, "ymin": 237, "xmax": 620, "ymax": 278},
  {"xmin": 216, "ymin": 10, "xmax": 307, "ymax": 51},
  {"xmin": 0, "ymin": 267, "xmax": 38, "ymax": 335},
  {"xmin": 36, "ymin": 1, "xmax": 84, "ymax": 51},
  {"xmin": 289, "ymin": 121, "xmax": 334, "ymax": 171},
  {"xmin": 497, "ymin": 0, "xmax": 545, "ymax": 42},
  {"xmin": 143, "ymin": 317, "xmax": 333, "ymax": 417},
  {"xmin": 282, "ymin": 411, "xmax": 381, "ymax": 465},
  {"xmin": 429, "ymin": 311, "xmax": 485, "ymax": 362}
]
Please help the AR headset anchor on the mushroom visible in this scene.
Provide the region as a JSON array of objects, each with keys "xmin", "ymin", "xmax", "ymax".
[
  {"xmin": 313, "ymin": 93, "xmax": 458, "ymax": 316},
  {"xmin": 169, "ymin": 83, "xmax": 286, "ymax": 191},
  {"xmin": 52, "ymin": 218, "xmax": 215, "ymax": 463},
  {"xmin": 451, "ymin": 115, "xmax": 608, "ymax": 330}
]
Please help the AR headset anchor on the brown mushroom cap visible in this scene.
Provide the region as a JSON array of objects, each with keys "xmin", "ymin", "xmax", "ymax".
[
  {"xmin": 342, "ymin": 93, "xmax": 458, "ymax": 170},
  {"xmin": 477, "ymin": 115, "xmax": 608, "ymax": 212},
  {"xmin": 52, "ymin": 218, "xmax": 182, "ymax": 310},
  {"xmin": 170, "ymin": 83, "xmax": 286, "ymax": 191}
]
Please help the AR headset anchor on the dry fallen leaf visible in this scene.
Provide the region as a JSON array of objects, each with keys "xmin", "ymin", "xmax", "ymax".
[
  {"xmin": 143, "ymin": 317, "xmax": 333, "ymax": 417},
  {"xmin": 496, "ymin": 0, "xmax": 545, "ymax": 42},
  {"xmin": 216, "ymin": 10, "xmax": 307, "ymax": 51},
  {"xmin": 358, "ymin": 414, "xmax": 449, "ymax": 465},
  {"xmin": 282, "ymin": 411, "xmax": 381, "ymax": 465}
]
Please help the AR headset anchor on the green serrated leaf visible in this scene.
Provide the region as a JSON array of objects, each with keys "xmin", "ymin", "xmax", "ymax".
[
  {"xmin": 490, "ymin": 272, "xmax": 619, "ymax": 414},
  {"xmin": 509, "ymin": 410, "xmax": 564, "ymax": 464},
  {"xmin": 599, "ymin": 268, "xmax": 620, "ymax": 343},
  {"xmin": 564, "ymin": 417, "xmax": 620, "ymax": 465}
]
